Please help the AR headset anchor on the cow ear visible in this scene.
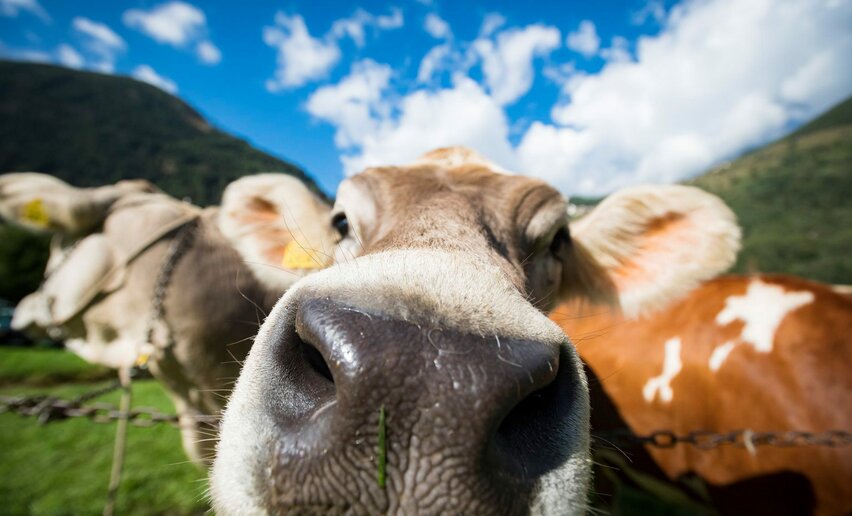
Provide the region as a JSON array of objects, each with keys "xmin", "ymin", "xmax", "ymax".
[
  {"xmin": 0, "ymin": 173, "xmax": 157, "ymax": 236},
  {"xmin": 218, "ymin": 174, "xmax": 334, "ymax": 291},
  {"xmin": 564, "ymin": 185, "xmax": 740, "ymax": 317}
]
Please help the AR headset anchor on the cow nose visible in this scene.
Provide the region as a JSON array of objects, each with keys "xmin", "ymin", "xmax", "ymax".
[{"xmin": 274, "ymin": 298, "xmax": 580, "ymax": 494}]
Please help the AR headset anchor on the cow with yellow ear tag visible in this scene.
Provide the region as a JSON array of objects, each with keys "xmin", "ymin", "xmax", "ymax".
[{"xmin": 4, "ymin": 171, "xmax": 337, "ymax": 465}]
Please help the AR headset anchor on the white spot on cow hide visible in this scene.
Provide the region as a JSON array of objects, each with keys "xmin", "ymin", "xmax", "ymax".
[
  {"xmin": 711, "ymin": 279, "xmax": 814, "ymax": 371},
  {"xmin": 708, "ymin": 340, "xmax": 736, "ymax": 372},
  {"xmin": 643, "ymin": 337, "xmax": 682, "ymax": 404}
]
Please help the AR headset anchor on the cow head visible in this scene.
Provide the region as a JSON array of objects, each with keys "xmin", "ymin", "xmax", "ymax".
[
  {"xmin": 212, "ymin": 147, "xmax": 740, "ymax": 514},
  {"xmin": 0, "ymin": 172, "xmax": 157, "ymax": 236}
]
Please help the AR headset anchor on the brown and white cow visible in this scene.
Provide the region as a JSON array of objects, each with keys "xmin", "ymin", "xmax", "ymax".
[
  {"xmin": 552, "ymin": 274, "xmax": 852, "ymax": 515},
  {"xmin": 2, "ymin": 172, "xmax": 334, "ymax": 464},
  {"xmin": 212, "ymin": 147, "xmax": 740, "ymax": 514}
]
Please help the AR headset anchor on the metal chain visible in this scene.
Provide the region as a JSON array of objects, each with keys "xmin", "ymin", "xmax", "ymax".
[
  {"xmin": 70, "ymin": 379, "xmax": 122, "ymax": 405},
  {"xmin": 0, "ymin": 362, "xmax": 155, "ymax": 426},
  {"xmin": 592, "ymin": 428, "xmax": 852, "ymax": 449},
  {"xmin": 143, "ymin": 218, "xmax": 198, "ymax": 346},
  {"xmin": 0, "ymin": 394, "xmax": 219, "ymax": 427},
  {"xmin": 2, "ymin": 391, "xmax": 848, "ymax": 450}
]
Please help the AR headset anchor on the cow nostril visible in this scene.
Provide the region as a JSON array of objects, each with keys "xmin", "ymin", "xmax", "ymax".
[
  {"xmin": 298, "ymin": 334, "xmax": 334, "ymax": 384},
  {"xmin": 491, "ymin": 347, "xmax": 577, "ymax": 481}
]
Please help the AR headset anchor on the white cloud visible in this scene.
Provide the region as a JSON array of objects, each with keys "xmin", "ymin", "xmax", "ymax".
[
  {"xmin": 56, "ymin": 44, "xmax": 84, "ymax": 69},
  {"xmin": 306, "ymin": 60, "xmax": 514, "ymax": 175},
  {"xmin": 479, "ymin": 13, "xmax": 505, "ymax": 37},
  {"xmin": 330, "ymin": 10, "xmax": 371, "ymax": 47},
  {"xmin": 72, "ymin": 17, "xmax": 126, "ymax": 72},
  {"xmin": 196, "ymin": 40, "xmax": 221, "ymax": 64},
  {"xmin": 600, "ymin": 36, "xmax": 631, "ymax": 63},
  {"xmin": 542, "ymin": 62, "xmax": 576, "ymax": 86},
  {"xmin": 132, "ymin": 64, "xmax": 178, "ymax": 94},
  {"xmin": 522, "ymin": 0, "xmax": 852, "ymax": 195},
  {"xmin": 304, "ymin": 0, "xmax": 852, "ymax": 198},
  {"xmin": 375, "ymin": 8, "xmax": 404, "ymax": 29},
  {"xmin": 264, "ymin": 9, "xmax": 402, "ymax": 90},
  {"xmin": 424, "ymin": 13, "xmax": 451, "ymax": 39},
  {"xmin": 330, "ymin": 7, "xmax": 404, "ymax": 47},
  {"xmin": 123, "ymin": 1, "xmax": 220, "ymax": 65},
  {"xmin": 0, "ymin": 0, "xmax": 48, "ymax": 21},
  {"xmin": 341, "ymin": 78, "xmax": 516, "ymax": 176},
  {"xmin": 73, "ymin": 17, "xmax": 126, "ymax": 50},
  {"xmin": 124, "ymin": 2, "xmax": 203, "ymax": 45},
  {"xmin": 566, "ymin": 20, "xmax": 599, "ymax": 58},
  {"xmin": 264, "ymin": 13, "xmax": 341, "ymax": 90},
  {"xmin": 473, "ymin": 24, "xmax": 561, "ymax": 105},
  {"xmin": 417, "ymin": 43, "xmax": 452, "ymax": 83},
  {"xmin": 306, "ymin": 59, "xmax": 393, "ymax": 148},
  {"xmin": 632, "ymin": 0, "xmax": 667, "ymax": 25}
]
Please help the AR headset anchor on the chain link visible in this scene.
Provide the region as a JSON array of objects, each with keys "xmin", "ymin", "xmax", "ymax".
[
  {"xmin": 592, "ymin": 428, "xmax": 852, "ymax": 449},
  {"xmin": 144, "ymin": 218, "xmax": 198, "ymax": 345},
  {"xmin": 2, "ymin": 391, "xmax": 848, "ymax": 449},
  {"xmin": 0, "ymin": 393, "xmax": 219, "ymax": 427}
]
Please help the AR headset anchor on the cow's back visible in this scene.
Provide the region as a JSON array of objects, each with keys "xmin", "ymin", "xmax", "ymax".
[
  {"xmin": 89, "ymin": 202, "xmax": 283, "ymax": 463},
  {"xmin": 552, "ymin": 274, "xmax": 852, "ymax": 515}
]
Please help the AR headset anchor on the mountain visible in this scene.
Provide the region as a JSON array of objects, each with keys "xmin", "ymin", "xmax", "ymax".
[
  {"xmin": 0, "ymin": 60, "xmax": 325, "ymax": 303},
  {"xmin": 0, "ymin": 60, "xmax": 324, "ymax": 206},
  {"xmin": 686, "ymin": 96, "xmax": 852, "ymax": 284}
]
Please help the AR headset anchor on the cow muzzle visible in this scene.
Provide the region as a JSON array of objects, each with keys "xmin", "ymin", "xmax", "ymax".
[
  {"xmin": 238, "ymin": 297, "xmax": 583, "ymax": 514},
  {"xmin": 214, "ymin": 251, "xmax": 591, "ymax": 515}
]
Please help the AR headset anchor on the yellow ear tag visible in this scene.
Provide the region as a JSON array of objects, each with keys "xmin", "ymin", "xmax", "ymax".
[
  {"xmin": 21, "ymin": 198, "xmax": 50, "ymax": 227},
  {"xmin": 281, "ymin": 240, "xmax": 325, "ymax": 270},
  {"xmin": 135, "ymin": 353, "xmax": 150, "ymax": 367}
]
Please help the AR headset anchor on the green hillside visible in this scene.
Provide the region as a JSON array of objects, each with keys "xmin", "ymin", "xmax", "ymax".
[
  {"xmin": 0, "ymin": 60, "xmax": 325, "ymax": 302},
  {"xmin": 687, "ymin": 96, "xmax": 852, "ymax": 284},
  {"xmin": 0, "ymin": 60, "xmax": 323, "ymax": 205}
]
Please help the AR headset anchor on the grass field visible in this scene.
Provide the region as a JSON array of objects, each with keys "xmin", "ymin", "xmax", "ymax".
[
  {"xmin": 0, "ymin": 347, "xmax": 208, "ymax": 515},
  {"xmin": 0, "ymin": 347, "xmax": 709, "ymax": 515}
]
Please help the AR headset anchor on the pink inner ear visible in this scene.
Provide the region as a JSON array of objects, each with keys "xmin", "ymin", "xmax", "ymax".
[
  {"xmin": 232, "ymin": 199, "xmax": 293, "ymax": 267},
  {"xmin": 610, "ymin": 212, "xmax": 702, "ymax": 295}
]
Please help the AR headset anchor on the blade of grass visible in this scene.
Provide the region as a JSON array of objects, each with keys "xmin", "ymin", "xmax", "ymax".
[{"xmin": 377, "ymin": 406, "xmax": 386, "ymax": 488}]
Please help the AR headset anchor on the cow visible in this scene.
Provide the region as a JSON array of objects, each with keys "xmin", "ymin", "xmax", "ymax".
[
  {"xmin": 0, "ymin": 172, "xmax": 157, "ymax": 236},
  {"xmin": 211, "ymin": 147, "xmax": 741, "ymax": 514},
  {"xmin": 1, "ymin": 172, "xmax": 334, "ymax": 465},
  {"xmin": 552, "ymin": 274, "xmax": 852, "ymax": 515}
]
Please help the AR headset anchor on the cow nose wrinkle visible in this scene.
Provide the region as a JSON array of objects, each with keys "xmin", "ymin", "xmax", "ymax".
[{"xmin": 287, "ymin": 297, "xmax": 581, "ymax": 490}]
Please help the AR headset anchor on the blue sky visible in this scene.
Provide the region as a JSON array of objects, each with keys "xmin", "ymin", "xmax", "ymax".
[{"xmin": 1, "ymin": 0, "xmax": 850, "ymax": 197}]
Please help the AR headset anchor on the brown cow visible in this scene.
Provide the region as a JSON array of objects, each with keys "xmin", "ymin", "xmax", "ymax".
[
  {"xmin": 212, "ymin": 147, "xmax": 741, "ymax": 514},
  {"xmin": 552, "ymin": 274, "xmax": 852, "ymax": 515}
]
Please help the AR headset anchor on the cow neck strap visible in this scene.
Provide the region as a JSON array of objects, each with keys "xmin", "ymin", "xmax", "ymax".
[{"xmin": 140, "ymin": 216, "xmax": 198, "ymax": 357}]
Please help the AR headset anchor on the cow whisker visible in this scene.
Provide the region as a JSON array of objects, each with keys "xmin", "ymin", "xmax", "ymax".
[{"xmin": 234, "ymin": 267, "xmax": 268, "ymax": 319}]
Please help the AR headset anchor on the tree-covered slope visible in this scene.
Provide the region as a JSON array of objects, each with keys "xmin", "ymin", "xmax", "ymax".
[
  {"xmin": 0, "ymin": 60, "xmax": 323, "ymax": 206},
  {"xmin": 686, "ymin": 96, "xmax": 852, "ymax": 284}
]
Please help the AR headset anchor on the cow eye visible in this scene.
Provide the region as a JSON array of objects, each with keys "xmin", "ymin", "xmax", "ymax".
[
  {"xmin": 331, "ymin": 212, "xmax": 350, "ymax": 238},
  {"xmin": 549, "ymin": 226, "xmax": 571, "ymax": 255}
]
